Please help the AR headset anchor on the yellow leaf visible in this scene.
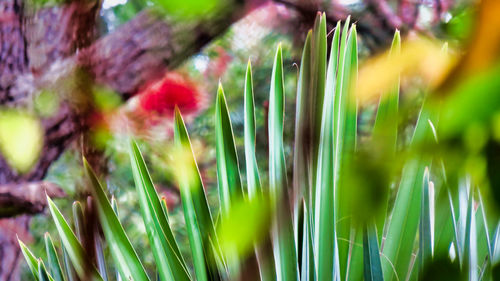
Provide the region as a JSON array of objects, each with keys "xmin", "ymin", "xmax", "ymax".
[{"xmin": 0, "ymin": 110, "xmax": 43, "ymax": 173}]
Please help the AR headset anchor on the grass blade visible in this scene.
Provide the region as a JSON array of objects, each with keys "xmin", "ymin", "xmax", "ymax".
[
  {"xmin": 292, "ymin": 29, "xmax": 312, "ymax": 216},
  {"xmin": 299, "ymin": 200, "xmax": 315, "ymax": 281},
  {"xmin": 244, "ymin": 60, "xmax": 277, "ymax": 281},
  {"xmin": 71, "ymin": 202, "xmax": 85, "ymax": 243},
  {"xmin": 268, "ymin": 44, "xmax": 299, "ymax": 281},
  {"xmin": 464, "ymin": 188, "xmax": 477, "ymax": 281},
  {"xmin": 314, "ymin": 19, "xmax": 340, "ymax": 281},
  {"xmin": 216, "ymin": 83, "xmax": 243, "ymax": 215},
  {"xmin": 174, "ymin": 108, "xmax": 221, "ymax": 281},
  {"xmin": 381, "ymin": 102, "xmax": 437, "ymax": 281},
  {"xmin": 38, "ymin": 259, "xmax": 54, "ymax": 281},
  {"xmin": 44, "ymin": 233, "xmax": 66, "ymax": 281},
  {"xmin": 129, "ymin": 140, "xmax": 191, "ymax": 281},
  {"xmin": 419, "ymin": 168, "xmax": 433, "ymax": 275},
  {"xmin": 19, "ymin": 239, "xmax": 40, "ymax": 281},
  {"xmin": 84, "ymin": 158, "xmax": 150, "ymax": 281},
  {"xmin": 61, "ymin": 245, "xmax": 77, "ymax": 281},
  {"xmin": 110, "ymin": 197, "xmax": 122, "ymax": 281},
  {"xmin": 309, "ymin": 12, "xmax": 328, "ymax": 211},
  {"xmin": 363, "ymin": 223, "xmax": 384, "ymax": 281},
  {"xmin": 46, "ymin": 196, "xmax": 103, "ymax": 281}
]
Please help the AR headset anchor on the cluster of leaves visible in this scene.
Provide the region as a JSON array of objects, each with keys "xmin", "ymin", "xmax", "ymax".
[{"xmin": 19, "ymin": 11, "xmax": 500, "ymax": 281}]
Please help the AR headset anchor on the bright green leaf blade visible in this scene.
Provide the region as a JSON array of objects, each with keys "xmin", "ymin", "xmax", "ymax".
[
  {"xmin": 110, "ymin": 197, "xmax": 122, "ymax": 281},
  {"xmin": 47, "ymin": 197, "xmax": 103, "ymax": 281},
  {"xmin": 244, "ymin": 59, "xmax": 262, "ymax": 199},
  {"xmin": 268, "ymin": 44, "xmax": 299, "ymax": 281},
  {"xmin": 314, "ymin": 19, "xmax": 340, "ymax": 281},
  {"xmin": 244, "ymin": 60, "xmax": 277, "ymax": 281},
  {"xmin": 173, "ymin": 108, "xmax": 221, "ymax": 281},
  {"xmin": 71, "ymin": 202, "xmax": 84, "ymax": 243},
  {"xmin": 44, "ymin": 233, "xmax": 66, "ymax": 281},
  {"xmin": 129, "ymin": 140, "xmax": 191, "ymax": 281},
  {"xmin": 299, "ymin": 200, "xmax": 315, "ymax": 281},
  {"xmin": 363, "ymin": 223, "xmax": 384, "ymax": 281},
  {"xmin": 419, "ymin": 168, "xmax": 433, "ymax": 275},
  {"xmin": 464, "ymin": 188, "xmax": 478, "ymax": 281},
  {"xmin": 333, "ymin": 19, "xmax": 361, "ymax": 281},
  {"xmin": 19, "ymin": 239, "xmax": 40, "ymax": 281},
  {"xmin": 292, "ymin": 29, "xmax": 312, "ymax": 219},
  {"xmin": 61, "ymin": 245, "xmax": 77, "ymax": 281},
  {"xmin": 381, "ymin": 105, "xmax": 436, "ymax": 281},
  {"xmin": 215, "ymin": 83, "xmax": 243, "ymax": 215},
  {"xmin": 309, "ymin": 12, "xmax": 328, "ymax": 211},
  {"xmin": 83, "ymin": 159, "xmax": 150, "ymax": 281},
  {"xmin": 38, "ymin": 259, "xmax": 54, "ymax": 281}
]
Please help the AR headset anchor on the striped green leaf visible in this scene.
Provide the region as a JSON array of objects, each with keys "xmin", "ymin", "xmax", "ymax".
[
  {"xmin": 309, "ymin": 12, "xmax": 328, "ymax": 211},
  {"xmin": 332, "ymin": 18, "xmax": 360, "ymax": 281},
  {"xmin": 382, "ymin": 105, "xmax": 436, "ymax": 281},
  {"xmin": 268, "ymin": 44, "xmax": 299, "ymax": 281},
  {"xmin": 244, "ymin": 60, "xmax": 276, "ymax": 281},
  {"xmin": 19, "ymin": 239, "xmax": 41, "ymax": 281},
  {"xmin": 314, "ymin": 19, "xmax": 340, "ymax": 281},
  {"xmin": 419, "ymin": 168, "xmax": 433, "ymax": 275},
  {"xmin": 38, "ymin": 259, "xmax": 54, "ymax": 281},
  {"xmin": 363, "ymin": 223, "xmax": 384, "ymax": 281},
  {"xmin": 298, "ymin": 200, "xmax": 315, "ymax": 281},
  {"xmin": 215, "ymin": 83, "xmax": 243, "ymax": 214},
  {"xmin": 129, "ymin": 140, "xmax": 191, "ymax": 281},
  {"xmin": 83, "ymin": 158, "xmax": 150, "ymax": 281},
  {"xmin": 44, "ymin": 233, "xmax": 66, "ymax": 281},
  {"xmin": 46, "ymin": 196, "xmax": 103, "ymax": 281},
  {"xmin": 174, "ymin": 108, "xmax": 221, "ymax": 281}
]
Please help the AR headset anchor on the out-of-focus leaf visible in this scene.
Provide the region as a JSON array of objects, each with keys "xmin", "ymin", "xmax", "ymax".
[
  {"xmin": 437, "ymin": 63, "xmax": 500, "ymax": 139},
  {"xmin": 45, "ymin": 233, "xmax": 66, "ymax": 281},
  {"xmin": 83, "ymin": 159, "xmax": 149, "ymax": 281},
  {"xmin": 35, "ymin": 90, "xmax": 60, "ymax": 117},
  {"xmin": 363, "ymin": 223, "xmax": 383, "ymax": 281},
  {"xmin": 92, "ymin": 87, "xmax": 122, "ymax": 111},
  {"xmin": 218, "ymin": 196, "xmax": 271, "ymax": 258},
  {"xmin": 373, "ymin": 30, "xmax": 401, "ymax": 240},
  {"xmin": 46, "ymin": 196, "xmax": 104, "ymax": 281},
  {"xmin": 0, "ymin": 109, "xmax": 43, "ymax": 173},
  {"xmin": 129, "ymin": 141, "xmax": 190, "ymax": 281},
  {"xmin": 356, "ymin": 39, "xmax": 452, "ymax": 104},
  {"xmin": 153, "ymin": 0, "xmax": 222, "ymax": 18},
  {"xmin": 268, "ymin": 44, "xmax": 299, "ymax": 281},
  {"xmin": 420, "ymin": 254, "xmax": 462, "ymax": 281},
  {"xmin": 314, "ymin": 19, "xmax": 339, "ymax": 281},
  {"xmin": 173, "ymin": 108, "xmax": 221, "ymax": 281},
  {"xmin": 439, "ymin": 0, "xmax": 500, "ymax": 92}
]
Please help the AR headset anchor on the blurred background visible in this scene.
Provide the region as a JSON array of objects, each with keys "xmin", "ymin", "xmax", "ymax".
[{"xmin": 0, "ymin": 0, "xmax": 488, "ymax": 280}]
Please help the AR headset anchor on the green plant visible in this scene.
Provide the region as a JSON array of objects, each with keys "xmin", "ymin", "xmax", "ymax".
[{"xmin": 19, "ymin": 12, "xmax": 500, "ymax": 281}]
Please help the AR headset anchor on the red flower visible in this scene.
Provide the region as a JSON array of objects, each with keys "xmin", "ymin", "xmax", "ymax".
[{"xmin": 138, "ymin": 72, "xmax": 202, "ymax": 117}]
